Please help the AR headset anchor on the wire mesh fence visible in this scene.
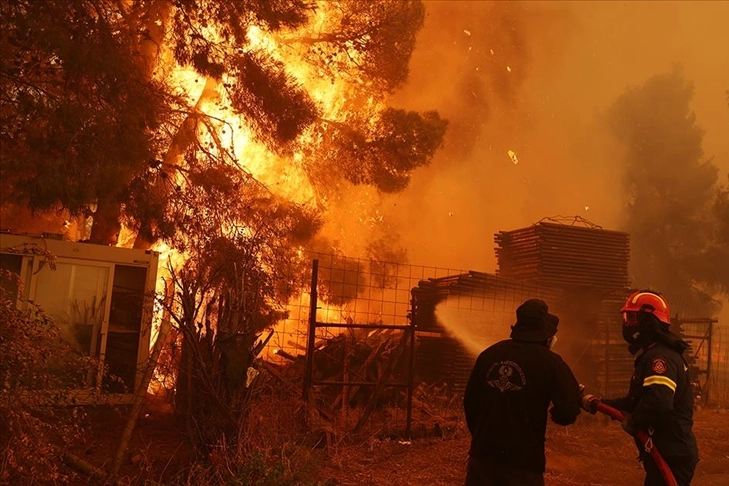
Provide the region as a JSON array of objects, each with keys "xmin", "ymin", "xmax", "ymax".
[
  {"xmin": 265, "ymin": 253, "xmax": 469, "ymax": 440},
  {"xmin": 680, "ymin": 318, "xmax": 726, "ymax": 406},
  {"xmin": 265, "ymin": 252, "xmax": 466, "ymax": 364},
  {"xmin": 262, "ymin": 253, "xmax": 729, "ymax": 439},
  {"xmin": 706, "ymin": 322, "xmax": 729, "ymax": 406}
]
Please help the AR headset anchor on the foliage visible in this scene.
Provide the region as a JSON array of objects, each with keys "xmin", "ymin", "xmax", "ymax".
[
  {"xmin": 305, "ymin": 108, "xmax": 448, "ymax": 194},
  {"xmin": 226, "ymin": 52, "xmax": 320, "ymax": 150},
  {"xmin": 606, "ymin": 67, "xmax": 729, "ymax": 307},
  {"xmin": 1, "ymin": 0, "xmax": 444, "ymax": 248},
  {"xmin": 0, "ymin": 0, "xmax": 173, "ymax": 243},
  {"xmin": 181, "ymin": 450, "xmax": 336, "ymax": 486},
  {"xmin": 289, "ymin": 0, "xmax": 425, "ymax": 93},
  {"xmin": 0, "ymin": 277, "xmax": 99, "ymax": 485},
  {"xmin": 694, "ymin": 172, "xmax": 729, "ymax": 297},
  {"xmin": 157, "ymin": 199, "xmax": 315, "ymax": 453}
]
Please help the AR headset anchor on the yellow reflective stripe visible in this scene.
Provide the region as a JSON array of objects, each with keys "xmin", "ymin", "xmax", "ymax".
[
  {"xmin": 643, "ymin": 375, "xmax": 677, "ymax": 392},
  {"xmin": 631, "ymin": 292, "xmax": 668, "ymax": 308}
]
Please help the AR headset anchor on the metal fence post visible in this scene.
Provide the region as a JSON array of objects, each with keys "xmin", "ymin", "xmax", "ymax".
[
  {"xmin": 406, "ymin": 297, "xmax": 416, "ymax": 439},
  {"xmin": 303, "ymin": 259, "xmax": 319, "ymax": 400}
]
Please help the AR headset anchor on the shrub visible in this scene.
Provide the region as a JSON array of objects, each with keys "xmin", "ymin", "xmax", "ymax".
[{"xmin": 0, "ymin": 276, "xmax": 100, "ymax": 484}]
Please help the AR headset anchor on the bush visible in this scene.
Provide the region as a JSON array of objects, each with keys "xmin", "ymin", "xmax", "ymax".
[{"xmin": 0, "ymin": 278, "xmax": 100, "ymax": 484}]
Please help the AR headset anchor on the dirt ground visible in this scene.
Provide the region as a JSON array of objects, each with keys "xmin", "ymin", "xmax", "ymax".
[
  {"xmin": 75, "ymin": 403, "xmax": 729, "ymax": 485},
  {"xmin": 318, "ymin": 408, "xmax": 729, "ymax": 486}
]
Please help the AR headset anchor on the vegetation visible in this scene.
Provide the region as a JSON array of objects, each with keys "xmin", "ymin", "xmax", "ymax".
[
  {"xmin": 1, "ymin": 0, "xmax": 443, "ymax": 472},
  {"xmin": 3, "ymin": 1, "xmax": 726, "ymax": 484},
  {"xmin": 0, "ymin": 0, "xmax": 445, "ymax": 247},
  {"xmin": 606, "ymin": 67, "xmax": 729, "ymax": 309},
  {"xmin": 0, "ymin": 278, "xmax": 101, "ymax": 484}
]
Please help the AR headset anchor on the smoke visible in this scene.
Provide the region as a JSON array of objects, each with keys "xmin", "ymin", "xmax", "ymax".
[
  {"xmin": 382, "ymin": 0, "xmax": 729, "ymax": 273},
  {"xmin": 435, "ymin": 296, "xmax": 584, "ymax": 370},
  {"xmin": 435, "ymin": 297, "xmax": 513, "ymax": 357}
]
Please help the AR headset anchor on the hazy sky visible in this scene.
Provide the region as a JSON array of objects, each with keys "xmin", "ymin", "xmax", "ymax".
[{"xmin": 382, "ymin": 0, "xmax": 729, "ymax": 272}]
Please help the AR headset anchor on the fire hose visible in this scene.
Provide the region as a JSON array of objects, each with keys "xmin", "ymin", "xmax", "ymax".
[{"xmin": 595, "ymin": 402, "xmax": 678, "ymax": 486}]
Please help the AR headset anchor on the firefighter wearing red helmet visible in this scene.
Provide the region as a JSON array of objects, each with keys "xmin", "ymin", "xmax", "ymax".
[{"xmin": 582, "ymin": 290, "xmax": 699, "ymax": 485}]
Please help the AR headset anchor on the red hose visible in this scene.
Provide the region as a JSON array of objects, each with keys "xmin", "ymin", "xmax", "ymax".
[{"xmin": 596, "ymin": 402, "xmax": 678, "ymax": 486}]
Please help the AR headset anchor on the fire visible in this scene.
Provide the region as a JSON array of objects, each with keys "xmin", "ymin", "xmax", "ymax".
[
  {"xmin": 134, "ymin": 3, "xmax": 426, "ymax": 371},
  {"xmin": 157, "ymin": 19, "xmax": 330, "ymax": 206},
  {"xmin": 265, "ymin": 297, "xmax": 358, "ymax": 362},
  {"xmin": 155, "ymin": 7, "xmax": 408, "ymax": 268},
  {"xmin": 166, "ymin": 66, "xmax": 318, "ymax": 204}
]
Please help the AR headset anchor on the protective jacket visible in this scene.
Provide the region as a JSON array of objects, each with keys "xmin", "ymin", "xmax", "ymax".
[
  {"xmin": 463, "ymin": 339, "xmax": 581, "ymax": 473},
  {"xmin": 602, "ymin": 341, "xmax": 698, "ymax": 459}
]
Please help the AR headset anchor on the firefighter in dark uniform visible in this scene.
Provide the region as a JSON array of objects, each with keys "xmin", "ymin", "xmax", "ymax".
[
  {"xmin": 582, "ymin": 290, "xmax": 699, "ymax": 485},
  {"xmin": 463, "ymin": 299, "xmax": 582, "ymax": 486}
]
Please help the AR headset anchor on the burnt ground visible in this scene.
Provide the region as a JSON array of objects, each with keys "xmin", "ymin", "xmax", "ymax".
[{"xmin": 73, "ymin": 402, "xmax": 729, "ymax": 485}]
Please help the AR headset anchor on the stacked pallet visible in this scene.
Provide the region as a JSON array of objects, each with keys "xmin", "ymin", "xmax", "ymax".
[
  {"xmin": 494, "ymin": 221, "xmax": 631, "ymax": 289},
  {"xmin": 588, "ymin": 291, "xmax": 635, "ymax": 397},
  {"xmin": 494, "ymin": 221, "xmax": 634, "ymax": 396}
]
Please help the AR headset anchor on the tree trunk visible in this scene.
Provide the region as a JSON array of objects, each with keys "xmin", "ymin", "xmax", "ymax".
[
  {"xmin": 88, "ymin": 195, "xmax": 122, "ymax": 245},
  {"xmin": 132, "ymin": 77, "xmax": 219, "ymax": 249},
  {"xmin": 85, "ymin": 2, "xmax": 172, "ymax": 248}
]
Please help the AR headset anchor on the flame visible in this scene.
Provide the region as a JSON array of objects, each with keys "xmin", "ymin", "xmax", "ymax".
[
  {"xmin": 156, "ymin": 21, "xmax": 328, "ymax": 206},
  {"xmin": 142, "ymin": 5, "xmax": 411, "ymax": 374},
  {"xmin": 264, "ymin": 281, "xmax": 415, "ymax": 363},
  {"xmin": 149, "ymin": 3, "xmax": 393, "ymax": 247}
]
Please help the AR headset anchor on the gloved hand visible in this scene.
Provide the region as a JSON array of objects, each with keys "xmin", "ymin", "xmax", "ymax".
[
  {"xmin": 581, "ymin": 394, "xmax": 599, "ymax": 414},
  {"xmin": 620, "ymin": 413, "xmax": 636, "ymax": 436}
]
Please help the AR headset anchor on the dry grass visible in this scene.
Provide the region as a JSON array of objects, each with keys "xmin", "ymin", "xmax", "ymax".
[
  {"xmin": 65, "ymin": 393, "xmax": 729, "ymax": 486},
  {"xmin": 316, "ymin": 407, "xmax": 729, "ymax": 486}
]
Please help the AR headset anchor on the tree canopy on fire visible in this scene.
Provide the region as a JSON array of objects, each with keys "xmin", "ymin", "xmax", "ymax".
[{"xmin": 0, "ymin": 0, "xmax": 446, "ymax": 249}]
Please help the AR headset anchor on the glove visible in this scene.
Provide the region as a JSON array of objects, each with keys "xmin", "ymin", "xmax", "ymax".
[
  {"xmin": 620, "ymin": 413, "xmax": 636, "ymax": 436},
  {"xmin": 581, "ymin": 394, "xmax": 599, "ymax": 414}
]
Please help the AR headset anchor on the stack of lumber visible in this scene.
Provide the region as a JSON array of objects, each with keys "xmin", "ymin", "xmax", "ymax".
[{"xmin": 494, "ymin": 221, "xmax": 631, "ymax": 289}]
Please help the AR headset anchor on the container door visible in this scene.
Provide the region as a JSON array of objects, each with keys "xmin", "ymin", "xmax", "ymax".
[
  {"xmin": 105, "ymin": 264, "xmax": 149, "ymax": 393},
  {"xmin": 29, "ymin": 258, "xmax": 113, "ymax": 388}
]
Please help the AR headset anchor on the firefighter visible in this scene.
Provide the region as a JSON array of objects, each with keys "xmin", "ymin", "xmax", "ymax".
[
  {"xmin": 463, "ymin": 299, "xmax": 582, "ymax": 486},
  {"xmin": 581, "ymin": 290, "xmax": 699, "ymax": 485}
]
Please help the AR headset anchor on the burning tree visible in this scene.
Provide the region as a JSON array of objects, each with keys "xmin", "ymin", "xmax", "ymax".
[
  {"xmin": 0, "ymin": 0, "xmax": 445, "ymax": 247},
  {"xmin": 0, "ymin": 0, "xmax": 173, "ymax": 242},
  {"xmin": 0, "ymin": 0, "xmax": 446, "ymax": 459}
]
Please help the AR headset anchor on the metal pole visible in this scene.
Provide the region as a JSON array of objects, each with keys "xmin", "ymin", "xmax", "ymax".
[
  {"xmin": 605, "ymin": 318, "xmax": 611, "ymax": 397},
  {"xmin": 705, "ymin": 320, "xmax": 713, "ymax": 405},
  {"xmin": 405, "ymin": 297, "xmax": 416, "ymax": 438},
  {"xmin": 303, "ymin": 259, "xmax": 319, "ymax": 400}
]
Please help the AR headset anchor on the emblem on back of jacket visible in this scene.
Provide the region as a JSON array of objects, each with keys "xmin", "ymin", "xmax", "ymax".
[{"xmin": 486, "ymin": 361, "xmax": 526, "ymax": 392}]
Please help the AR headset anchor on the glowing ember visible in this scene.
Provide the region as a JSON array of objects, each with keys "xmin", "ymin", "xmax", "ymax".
[{"xmin": 507, "ymin": 149, "xmax": 519, "ymax": 164}]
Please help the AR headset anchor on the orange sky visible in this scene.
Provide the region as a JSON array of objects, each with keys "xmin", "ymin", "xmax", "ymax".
[{"xmin": 382, "ymin": 0, "xmax": 729, "ymax": 272}]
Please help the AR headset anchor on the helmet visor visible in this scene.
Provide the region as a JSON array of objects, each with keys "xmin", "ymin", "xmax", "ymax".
[{"xmin": 623, "ymin": 311, "xmax": 639, "ymax": 327}]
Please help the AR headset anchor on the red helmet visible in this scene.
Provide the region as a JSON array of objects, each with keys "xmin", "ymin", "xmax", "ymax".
[{"xmin": 621, "ymin": 290, "xmax": 671, "ymax": 326}]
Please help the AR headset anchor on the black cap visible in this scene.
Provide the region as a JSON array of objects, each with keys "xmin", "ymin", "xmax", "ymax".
[{"xmin": 510, "ymin": 299, "xmax": 559, "ymax": 342}]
